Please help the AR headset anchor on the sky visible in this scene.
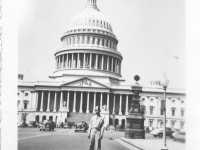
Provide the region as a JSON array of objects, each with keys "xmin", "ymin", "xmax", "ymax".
[{"xmin": 18, "ymin": 0, "xmax": 185, "ymax": 89}]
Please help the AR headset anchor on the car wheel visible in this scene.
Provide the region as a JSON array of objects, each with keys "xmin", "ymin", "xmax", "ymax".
[
  {"xmin": 153, "ymin": 135, "xmax": 157, "ymax": 137},
  {"xmin": 43, "ymin": 129, "xmax": 45, "ymax": 131},
  {"xmin": 159, "ymin": 133, "xmax": 163, "ymax": 138}
]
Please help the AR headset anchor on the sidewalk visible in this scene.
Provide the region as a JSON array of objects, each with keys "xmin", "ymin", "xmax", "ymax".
[{"xmin": 120, "ymin": 138, "xmax": 185, "ymax": 150}]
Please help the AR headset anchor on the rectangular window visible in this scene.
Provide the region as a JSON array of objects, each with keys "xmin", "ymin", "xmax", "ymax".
[
  {"xmin": 181, "ymin": 110, "xmax": 184, "ymax": 117},
  {"xmin": 24, "ymin": 103, "xmax": 27, "ymax": 109},
  {"xmin": 181, "ymin": 101, "xmax": 184, "ymax": 104},
  {"xmin": 18, "ymin": 93, "xmax": 19, "ymax": 96},
  {"xmin": 172, "ymin": 100, "xmax": 175, "ymax": 103},
  {"xmin": 171, "ymin": 122, "xmax": 175, "ymax": 128},
  {"xmin": 150, "ymin": 98, "xmax": 153, "ymax": 102},
  {"xmin": 142, "ymin": 98, "xmax": 145, "ymax": 101},
  {"xmin": 150, "ymin": 107, "xmax": 153, "ymax": 115},
  {"xmin": 142, "ymin": 107, "xmax": 146, "ymax": 114},
  {"xmin": 181, "ymin": 122, "xmax": 184, "ymax": 129},
  {"xmin": 160, "ymin": 109, "xmax": 163, "ymax": 115},
  {"xmin": 149, "ymin": 120, "xmax": 153, "ymax": 127},
  {"xmin": 172, "ymin": 110, "xmax": 175, "ymax": 116},
  {"xmin": 25, "ymin": 93, "xmax": 28, "ymax": 96},
  {"xmin": 160, "ymin": 122, "xmax": 163, "ymax": 127}
]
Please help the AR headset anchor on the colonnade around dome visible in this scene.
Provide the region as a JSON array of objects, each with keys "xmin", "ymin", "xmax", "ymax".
[{"xmin": 55, "ymin": 52, "xmax": 121, "ymax": 75}]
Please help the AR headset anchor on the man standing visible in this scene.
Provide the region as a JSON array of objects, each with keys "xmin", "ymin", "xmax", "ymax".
[{"xmin": 88, "ymin": 106, "xmax": 105, "ymax": 150}]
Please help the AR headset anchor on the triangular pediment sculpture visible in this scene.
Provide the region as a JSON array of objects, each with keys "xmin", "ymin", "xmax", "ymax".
[{"xmin": 60, "ymin": 77, "xmax": 109, "ymax": 88}]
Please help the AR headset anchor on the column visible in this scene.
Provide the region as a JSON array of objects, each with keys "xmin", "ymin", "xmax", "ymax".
[
  {"xmin": 119, "ymin": 60, "xmax": 121, "ymax": 74},
  {"xmin": 35, "ymin": 91, "xmax": 39, "ymax": 111},
  {"xmin": 66, "ymin": 54, "xmax": 69, "ymax": 68},
  {"xmin": 119, "ymin": 94, "xmax": 122, "ymax": 115},
  {"xmin": 90, "ymin": 36, "xmax": 93, "ymax": 44},
  {"xmin": 57, "ymin": 56, "xmax": 60, "ymax": 70},
  {"xmin": 101, "ymin": 55, "xmax": 104, "ymax": 70},
  {"xmin": 40, "ymin": 91, "xmax": 44, "ymax": 111},
  {"xmin": 62, "ymin": 55, "xmax": 65, "ymax": 69},
  {"xmin": 93, "ymin": 92, "xmax": 96, "ymax": 113},
  {"xmin": 125, "ymin": 94, "xmax": 129, "ymax": 115},
  {"xmin": 67, "ymin": 91, "xmax": 70, "ymax": 112},
  {"xmin": 55, "ymin": 57, "xmax": 57, "ymax": 70},
  {"xmin": 73, "ymin": 91, "xmax": 77, "ymax": 112},
  {"xmin": 100, "ymin": 93, "xmax": 103, "ymax": 108},
  {"xmin": 89, "ymin": 53, "xmax": 92, "ymax": 69},
  {"xmin": 30, "ymin": 91, "xmax": 34, "ymax": 109},
  {"xmin": 47, "ymin": 91, "xmax": 51, "ymax": 112},
  {"xmin": 80, "ymin": 36, "xmax": 83, "ymax": 44},
  {"xmin": 107, "ymin": 56, "xmax": 109, "ymax": 71},
  {"xmin": 111, "ymin": 57, "xmax": 113, "ymax": 72},
  {"xmin": 112, "ymin": 94, "xmax": 115, "ymax": 114},
  {"xmin": 95, "ymin": 54, "xmax": 98, "ymax": 69},
  {"xmin": 77, "ymin": 53, "xmax": 80, "ymax": 68},
  {"xmin": 59, "ymin": 55, "xmax": 62, "ymax": 69},
  {"xmin": 83, "ymin": 53, "xmax": 86, "ymax": 68},
  {"xmin": 107, "ymin": 93, "xmax": 109, "ymax": 113},
  {"xmin": 53, "ymin": 92, "xmax": 57, "ymax": 112},
  {"xmin": 59, "ymin": 91, "xmax": 63, "ymax": 111},
  {"xmin": 86, "ymin": 92, "xmax": 90, "ymax": 113},
  {"xmin": 71, "ymin": 53, "xmax": 74, "ymax": 68},
  {"xmin": 85, "ymin": 35, "xmax": 88, "ymax": 44},
  {"xmin": 79, "ymin": 92, "xmax": 83, "ymax": 113}
]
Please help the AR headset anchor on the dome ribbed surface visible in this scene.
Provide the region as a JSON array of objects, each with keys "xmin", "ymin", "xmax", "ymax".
[{"xmin": 68, "ymin": 7, "xmax": 113, "ymax": 33}]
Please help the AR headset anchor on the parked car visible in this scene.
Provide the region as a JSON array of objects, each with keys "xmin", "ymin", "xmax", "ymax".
[
  {"xmin": 63, "ymin": 122, "xmax": 75, "ymax": 129},
  {"xmin": 38, "ymin": 121, "xmax": 43, "ymax": 128},
  {"xmin": 56, "ymin": 122, "xmax": 64, "ymax": 128},
  {"xmin": 18, "ymin": 121, "xmax": 28, "ymax": 128},
  {"xmin": 40, "ymin": 120, "xmax": 56, "ymax": 131},
  {"xmin": 28, "ymin": 121, "xmax": 38, "ymax": 128},
  {"xmin": 150, "ymin": 127, "xmax": 175, "ymax": 138},
  {"xmin": 115, "ymin": 125, "xmax": 125, "ymax": 131},
  {"xmin": 173, "ymin": 131, "xmax": 186, "ymax": 143},
  {"xmin": 74, "ymin": 121, "xmax": 89, "ymax": 132},
  {"xmin": 18, "ymin": 122, "xmax": 23, "ymax": 128}
]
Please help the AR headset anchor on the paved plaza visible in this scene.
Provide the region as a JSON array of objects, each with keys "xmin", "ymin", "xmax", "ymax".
[{"xmin": 18, "ymin": 128, "xmax": 183, "ymax": 150}]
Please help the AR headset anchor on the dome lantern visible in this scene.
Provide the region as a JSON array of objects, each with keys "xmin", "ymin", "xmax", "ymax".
[{"xmin": 87, "ymin": 0, "xmax": 97, "ymax": 6}]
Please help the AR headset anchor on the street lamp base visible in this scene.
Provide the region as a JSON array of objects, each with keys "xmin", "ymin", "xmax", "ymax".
[{"xmin": 161, "ymin": 145, "xmax": 168, "ymax": 150}]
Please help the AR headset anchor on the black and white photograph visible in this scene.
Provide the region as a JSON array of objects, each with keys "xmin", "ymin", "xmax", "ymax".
[{"xmin": 1, "ymin": 0, "xmax": 200, "ymax": 150}]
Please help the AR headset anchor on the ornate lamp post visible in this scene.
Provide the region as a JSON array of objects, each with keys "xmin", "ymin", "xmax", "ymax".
[
  {"xmin": 160, "ymin": 74, "xmax": 169, "ymax": 150},
  {"xmin": 125, "ymin": 75, "xmax": 145, "ymax": 139}
]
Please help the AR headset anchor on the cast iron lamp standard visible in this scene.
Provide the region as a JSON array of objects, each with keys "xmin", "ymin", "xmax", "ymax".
[{"xmin": 160, "ymin": 74, "xmax": 169, "ymax": 150}]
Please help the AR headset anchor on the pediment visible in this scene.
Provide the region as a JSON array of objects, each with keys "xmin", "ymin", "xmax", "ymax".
[{"xmin": 60, "ymin": 77, "xmax": 109, "ymax": 88}]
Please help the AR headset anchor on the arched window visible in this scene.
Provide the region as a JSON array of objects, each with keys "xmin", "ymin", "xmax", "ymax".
[
  {"xmin": 97, "ymin": 38, "xmax": 100, "ymax": 45},
  {"xmin": 92, "ymin": 37, "xmax": 95, "ymax": 45}
]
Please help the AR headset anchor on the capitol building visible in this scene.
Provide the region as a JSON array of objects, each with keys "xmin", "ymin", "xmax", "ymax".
[{"xmin": 18, "ymin": 0, "xmax": 185, "ymax": 130}]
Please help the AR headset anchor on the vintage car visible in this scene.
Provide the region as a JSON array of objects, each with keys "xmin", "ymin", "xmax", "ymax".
[
  {"xmin": 28, "ymin": 121, "xmax": 38, "ymax": 128},
  {"xmin": 173, "ymin": 131, "xmax": 186, "ymax": 143},
  {"xmin": 115, "ymin": 125, "xmax": 125, "ymax": 131},
  {"xmin": 74, "ymin": 121, "xmax": 89, "ymax": 132},
  {"xmin": 150, "ymin": 127, "xmax": 175, "ymax": 138},
  {"xmin": 18, "ymin": 121, "xmax": 28, "ymax": 128},
  {"xmin": 63, "ymin": 122, "xmax": 75, "ymax": 129},
  {"xmin": 39, "ymin": 120, "xmax": 56, "ymax": 131},
  {"xmin": 56, "ymin": 122, "xmax": 64, "ymax": 128}
]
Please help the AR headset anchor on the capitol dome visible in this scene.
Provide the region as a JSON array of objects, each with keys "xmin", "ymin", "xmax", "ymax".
[
  {"xmin": 51, "ymin": 0, "xmax": 124, "ymax": 85},
  {"xmin": 68, "ymin": 4, "xmax": 113, "ymax": 33}
]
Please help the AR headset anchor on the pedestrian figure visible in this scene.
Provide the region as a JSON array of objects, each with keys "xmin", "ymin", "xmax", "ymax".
[{"xmin": 88, "ymin": 106, "xmax": 105, "ymax": 150}]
